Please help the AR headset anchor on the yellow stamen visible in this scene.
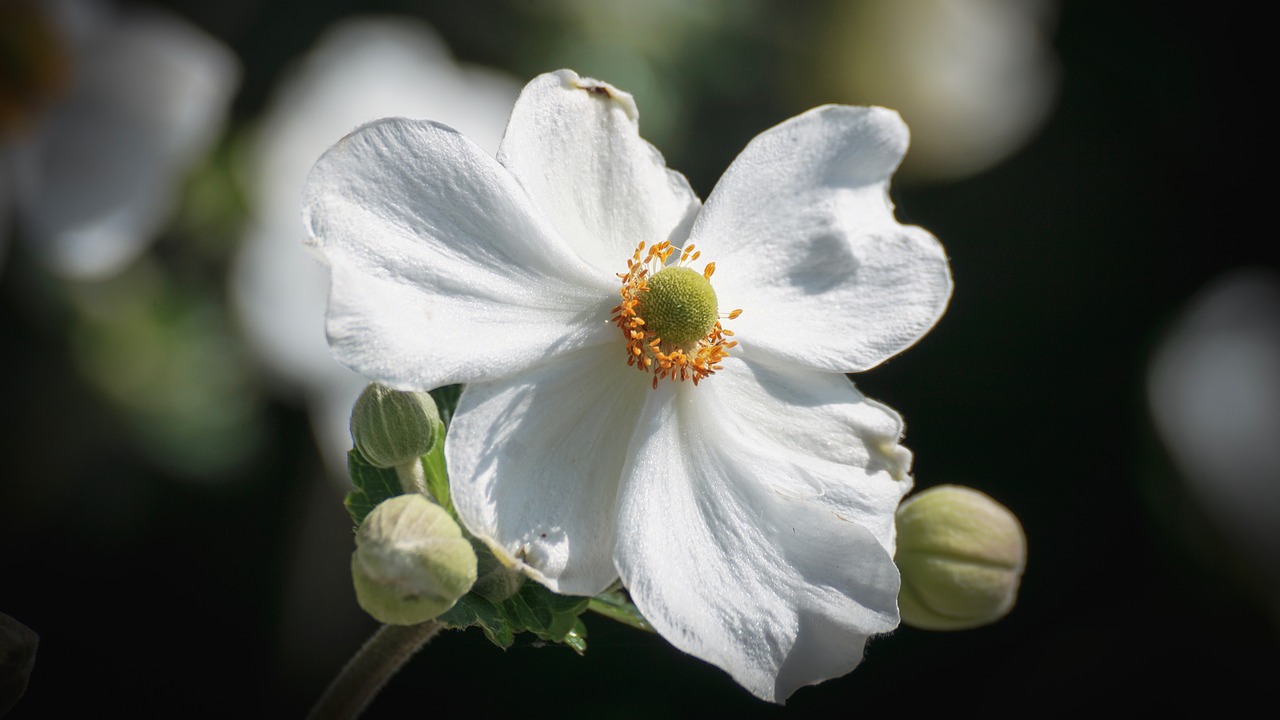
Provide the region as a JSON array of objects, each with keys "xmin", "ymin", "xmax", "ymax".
[{"xmin": 609, "ymin": 240, "xmax": 743, "ymax": 389}]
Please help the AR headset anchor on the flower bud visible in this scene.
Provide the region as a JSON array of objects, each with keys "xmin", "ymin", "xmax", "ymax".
[
  {"xmin": 352, "ymin": 494, "xmax": 477, "ymax": 625},
  {"xmin": 350, "ymin": 383, "xmax": 440, "ymax": 468},
  {"xmin": 470, "ymin": 543, "xmax": 526, "ymax": 604},
  {"xmin": 895, "ymin": 485, "xmax": 1026, "ymax": 631}
]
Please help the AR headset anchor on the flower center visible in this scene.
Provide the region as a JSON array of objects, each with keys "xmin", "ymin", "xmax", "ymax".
[
  {"xmin": 641, "ymin": 266, "xmax": 718, "ymax": 347},
  {"xmin": 611, "ymin": 241, "xmax": 742, "ymax": 388}
]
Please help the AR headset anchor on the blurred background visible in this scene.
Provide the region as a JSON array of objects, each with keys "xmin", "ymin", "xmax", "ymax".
[{"xmin": 2, "ymin": 0, "xmax": 1276, "ymax": 716}]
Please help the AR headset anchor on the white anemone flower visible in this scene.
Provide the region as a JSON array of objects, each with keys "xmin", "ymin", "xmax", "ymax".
[
  {"xmin": 231, "ymin": 17, "xmax": 517, "ymax": 479},
  {"xmin": 0, "ymin": 0, "xmax": 238, "ymax": 279},
  {"xmin": 303, "ymin": 70, "xmax": 952, "ymax": 701}
]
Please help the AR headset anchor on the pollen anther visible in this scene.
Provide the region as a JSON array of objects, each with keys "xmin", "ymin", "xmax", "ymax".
[{"xmin": 610, "ymin": 240, "xmax": 742, "ymax": 388}]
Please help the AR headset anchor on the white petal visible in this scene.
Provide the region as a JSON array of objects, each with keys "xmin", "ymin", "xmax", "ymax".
[
  {"xmin": 16, "ymin": 5, "xmax": 238, "ymax": 279},
  {"xmin": 303, "ymin": 118, "xmax": 618, "ymax": 390},
  {"xmin": 690, "ymin": 106, "xmax": 952, "ymax": 373},
  {"xmin": 230, "ymin": 17, "xmax": 522, "ymax": 483},
  {"xmin": 615, "ymin": 358, "xmax": 912, "ymax": 702},
  {"xmin": 447, "ymin": 344, "xmax": 650, "ymax": 595},
  {"xmin": 496, "ymin": 70, "xmax": 700, "ymax": 273}
]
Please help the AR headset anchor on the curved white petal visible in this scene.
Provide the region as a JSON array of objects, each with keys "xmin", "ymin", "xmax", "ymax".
[
  {"xmin": 447, "ymin": 344, "xmax": 650, "ymax": 595},
  {"xmin": 230, "ymin": 17, "xmax": 521, "ymax": 482},
  {"xmin": 16, "ymin": 5, "xmax": 239, "ymax": 279},
  {"xmin": 615, "ymin": 358, "xmax": 912, "ymax": 702},
  {"xmin": 496, "ymin": 69, "xmax": 701, "ymax": 274},
  {"xmin": 303, "ymin": 118, "xmax": 618, "ymax": 390},
  {"xmin": 690, "ymin": 106, "xmax": 952, "ymax": 373}
]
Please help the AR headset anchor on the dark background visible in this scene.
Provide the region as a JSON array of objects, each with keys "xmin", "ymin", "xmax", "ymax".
[{"xmin": 3, "ymin": 1, "xmax": 1276, "ymax": 717}]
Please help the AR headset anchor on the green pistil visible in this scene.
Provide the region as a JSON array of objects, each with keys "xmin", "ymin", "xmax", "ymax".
[{"xmin": 640, "ymin": 266, "xmax": 719, "ymax": 347}]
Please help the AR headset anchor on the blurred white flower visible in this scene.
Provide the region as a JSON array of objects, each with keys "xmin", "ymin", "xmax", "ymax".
[
  {"xmin": 822, "ymin": 0, "xmax": 1059, "ymax": 181},
  {"xmin": 1149, "ymin": 269, "xmax": 1280, "ymax": 614},
  {"xmin": 0, "ymin": 0, "xmax": 238, "ymax": 279},
  {"xmin": 532, "ymin": 0, "xmax": 745, "ymax": 149},
  {"xmin": 230, "ymin": 17, "xmax": 518, "ymax": 479},
  {"xmin": 302, "ymin": 69, "xmax": 951, "ymax": 701}
]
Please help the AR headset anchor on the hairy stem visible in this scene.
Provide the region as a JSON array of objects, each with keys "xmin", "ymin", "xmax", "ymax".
[
  {"xmin": 393, "ymin": 459, "xmax": 427, "ymax": 495},
  {"xmin": 307, "ymin": 621, "xmax": 441, "ymax": 720}
]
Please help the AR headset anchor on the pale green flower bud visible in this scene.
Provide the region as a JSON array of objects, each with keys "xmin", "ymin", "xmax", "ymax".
[
  {"xmin": 352, "ymin": 494, "xmax": 478, "ymax": 625},
  {"xmin": 350, "ymin": 383, "xmax": 440, "ymax": 468},
  {"xmin": 895, "ymin": 484, "xmax": 1026, "ymax": 631}
]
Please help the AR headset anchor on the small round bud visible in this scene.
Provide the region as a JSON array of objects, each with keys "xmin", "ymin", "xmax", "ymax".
[
  {"xmin": 350, "ymin": 383, "xmax": 440, "ymax": 468},
  {"xmin": 895, "ymin": 485, "xmax": 1026, "ymax": 631},
  {"xmin": 352, "ymin": 494, "xmax": 477, "ymax": 625}
]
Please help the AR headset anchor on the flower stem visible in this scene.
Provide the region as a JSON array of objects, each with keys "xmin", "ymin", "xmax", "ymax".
[
  {"xmin": 393, "ymin": 459, "xmax": 427, "ymax": 495},
  {"xmin": 307, "ymin": 621, "xmax": 441, "ymax": 720}
]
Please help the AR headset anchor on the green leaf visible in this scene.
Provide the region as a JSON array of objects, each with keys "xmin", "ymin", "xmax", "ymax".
[
  {"xmin": 343, "ymin": 449, "xmax": 404, "ymax": 527},
  {"xmin": 436, "ymin": 563, "xmax": 590, "ymax": 652},
  {"xmin": 562, "ymin": 618, "xmax": 588, "ymax": 656},
  {"xmin": 587, "ymin": 587, "xmax": 654, "ymax": 633},
  {"xmin": 437, "ymin": 594, "xmax": 513, "ymax": 648},
  {"xmin": 420, "ymin": 417, "xmax": 453, "ymax": 517}
]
